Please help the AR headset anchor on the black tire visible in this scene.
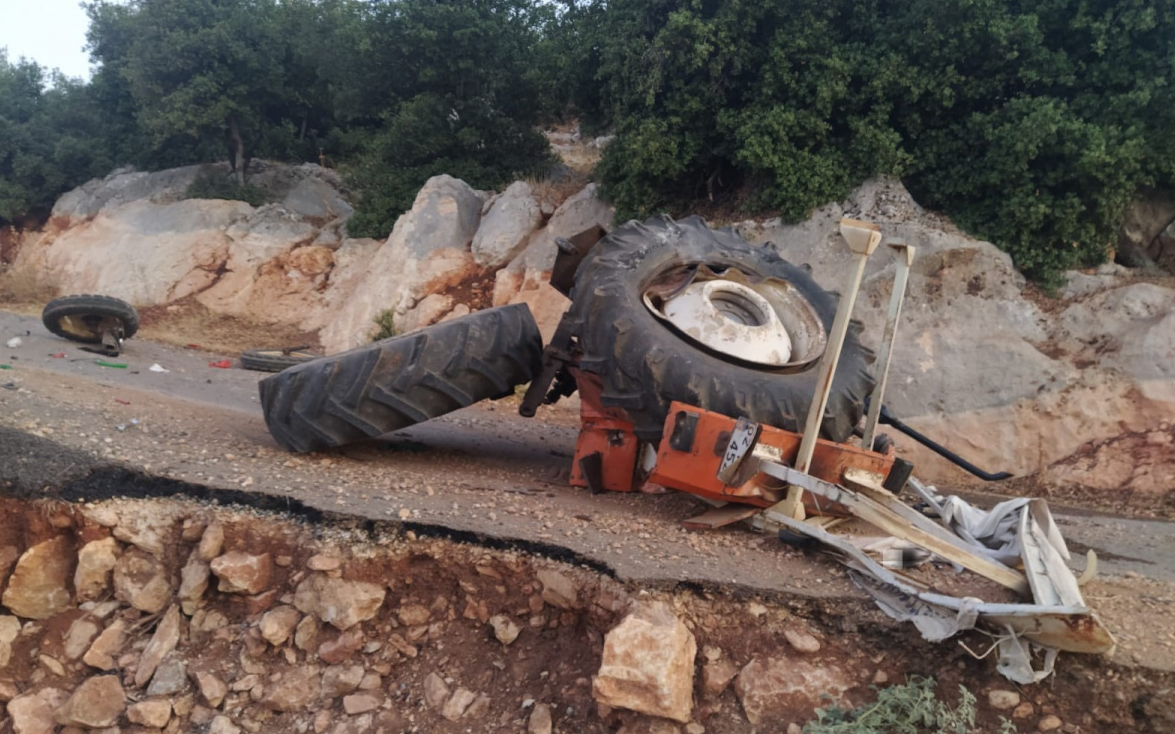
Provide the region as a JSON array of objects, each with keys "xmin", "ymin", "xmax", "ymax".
[
  {"xmin": 240, "ymin": 348, "xmax": 321, "ymax": 373},
  {"xmin": 568, "ymin": 215, "xmax": 875, "ymax": 443},
  {"xmin": 259, "ymin": 304, "xmax": 543, "ymax": 452},
  {"xmin": 42, "ymin": 294, "xmax": 140, "ymax": 344}
]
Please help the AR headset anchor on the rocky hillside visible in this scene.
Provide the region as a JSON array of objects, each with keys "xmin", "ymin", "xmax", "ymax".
[{"xmin": 4, "ymin": 164, "xmax": 1173, "ymax": 501}]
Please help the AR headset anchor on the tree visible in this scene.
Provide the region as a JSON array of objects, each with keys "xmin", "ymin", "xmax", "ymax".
[
  {"xmin": 86, "ymin": 0, "xmax": 292, "ymax": 185},
  {"xmin": 0, "ymin": 51, "xmax": 115, "ymax": 225}
]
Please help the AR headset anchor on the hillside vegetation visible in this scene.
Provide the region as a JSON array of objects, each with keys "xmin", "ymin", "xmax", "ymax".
[{"xmin": 2, "ymin": 0, "xmax": 1173, "ymax": 282}]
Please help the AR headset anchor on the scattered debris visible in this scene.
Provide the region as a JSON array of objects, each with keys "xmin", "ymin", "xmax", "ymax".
[
  {"xmin": 5, "ymin": 337, "xmax": 20, "ymax": 348},
  {"xmin": 94, "ymin": 360, "xmax": 128, "ymax": 369},
  {"xmin": 208, "ymin": 359, "xmax": 232, "ymax": 369},
  {"xmin": 150, "ymin": 363, "xmax": 169, "ymax": 372}
]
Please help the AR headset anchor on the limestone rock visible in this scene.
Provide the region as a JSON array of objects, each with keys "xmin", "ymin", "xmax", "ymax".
[
  {"xmin": 294, "ymin": 614, "xmax": 320, "ymax": 651},
  {"xmin": 113, "ymin": 548, "xmax": 172, "ymax": 613},
  {"xmin": 320, "ymin": 664, "xmax": 364, "ymax": 699},
  {"xmin": 306, "ymin": 554, "xmax": 341, "ymax": 572},
  {"xmin": 701, "ymin": 660, "xmax": 739, "ymax": 697},
  {"xmin": 536, "ymin": 569, "xmax": 578, "ymax": 610},
  {"xmin": 83, "ymin": 619, "xmax": 128, "ymax": 670},
  {"xmin": 179, "ymin": 553, "xmax": 211, "ymax": 613},
  {"xmin": 318, "ymin": 627, "xmax": 364, "ymax": 664},
  {"xmin": 783, "ymin": 627, "xmax": 821, "ymax": 654},
  {"xmin": 0, "ymin": 545, "xmax": 18, "ymax": 592},
  {"xmin": 528, "ymin": 703, "xmax": 553, "ymax": 734},
  {"xmin": 1038, "ymin": 715, "xmax": 1062, "ymax": 732},
  {"xmin": 442, "ymin": 687, "xmax": 476, "ymax": 721},
  {"xmin": 592, "ymin": 601, "xmax": 696, "ymax": 723},
  {"xmin": 147, "ymin": 654, "xmax": 189, "ymax": 696},
  {"xmin": 63, "ymin": 617, "xmax": 102, "ymax": 661},
  {"xmin": 734, "ymin": 658, "xmax": 852, "ymax": 726},
  {"xmin": 2, "ymin": 536, "xmax": 74, "ymax": 619},
  {"xmin": 988, "ymin": 689, "xmax": 1021, "ymax": 710},
  {"xmin": 472, "ymin": 181, "xmax": 542, "ymax": 268},
  {"xmin": 293, "ymin": 574, "xmax": 386, "ymax": 630},
  {"xmin": 423, "ymin": 672, "xmax": 450, "ymax": 710},
  {"xmin": 128, "ymin": 700, "xmax": 172, "ymax": 728},
  {"xmin": 259, "ymin": 605, "xmax": 302, "ymax": 646},
  {"xmin": 321, "ymin": 174, "xmax": 485, "ymax": 353},
  {"xmin": 194, "ymin": 671, "xmax": 228, "ymax": 707},
  {"xmin": 262, "ymin": 666, "xmax": 321, "ymax": 712},
  {"xmin": 7, "ymin": 688, "xmax": 68, "ymax": 734},
  {"xmin": 210, "ymin": 551, "xmax": 272, "ymax": 595},
  {"xmin": 0, "ymin": 615, "xmax": 20, "ymax": 668},
  {"xmin": 489, "ymin": 614, "xmax": 521, "ymax": 645},
  {"xmin": 74, "ymin": 538, "xmax": 121, "ymax": 602},
  {"xmin": 111, "ymin": 515, "xmax": 166, "ymax": 556},
  {"xmin": 135, "ymin": 605, "xmax": 181, "ymax": 688},
  {"xmin": 397, "ymin": 604, "xmax": 431, "ymax": 627},
  {"xmin": 198, "ymin": 522, "xmax": 225, "ymax": 561},
  {"xmin": 209, "ymin": 714, "xmax": 243, "ymax": 734},
  {"xmin": 56, "ymin": 675, "xmax": 126, "ymax": 729},
  {"xmin": 342, "ymin": 693, "xmax": 381, "ymax": 715}
]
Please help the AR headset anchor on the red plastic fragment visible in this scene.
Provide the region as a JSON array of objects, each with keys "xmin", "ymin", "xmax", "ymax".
[{"xmin": 208, "ymin": 360, "xmax": 232, "ymax": 369}]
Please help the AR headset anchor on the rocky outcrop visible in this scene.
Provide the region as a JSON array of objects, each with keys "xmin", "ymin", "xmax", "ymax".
[{"xmin": 743, "ymin": 177, "xmax": 1175, "ymax": 490}]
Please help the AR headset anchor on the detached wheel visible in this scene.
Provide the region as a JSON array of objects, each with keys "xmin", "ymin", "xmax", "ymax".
[
  {"xmin": 259, "ymin": 304, "xmax": 543, "ymax": 452},
  {"xmin": 42, "ymin": 295, "xmax": 140, "ymax": 344},
  {"xmin": 568, "ymin": 215, "xmax": 874, "ymax": 442},
  {"xmin": 240, "ymin": 347, "xmax": 320, "ymax": 373}
]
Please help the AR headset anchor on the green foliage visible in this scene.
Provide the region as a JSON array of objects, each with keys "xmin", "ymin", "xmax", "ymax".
[
  {"xmin": 0, "ymin": 52, "xmax": 116, "ymax": 224},
  {"xmin": 184, "ymin": 169, "xmax": 268, "ymax": 207},
  {"xmin": 342, "ymin": 0, "xmax": 559, "ymax": 237},
  {"xmin": 371, "ymin": 309, "xmax": 397, "ymax": 342},
  {"xmin": 589, "ymin": 0, "xmax": 1175, "ymax": 282},
  {"xmin": 804, "ymin": 676, "xmax": 990, "ymax": 734}
]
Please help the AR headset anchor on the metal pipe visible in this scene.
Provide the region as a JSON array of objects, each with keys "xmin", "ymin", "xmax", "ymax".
[
  {"xmin": 861, "ymin": 241, "xmax": 915, "ymax": 450},
  {"xmin": 774, "ymin": 217, "xmax": 881, "ymax": 519},
  {"xmin": 878, "ymin": 405, "xmax": 1013, "ymax": 481}
]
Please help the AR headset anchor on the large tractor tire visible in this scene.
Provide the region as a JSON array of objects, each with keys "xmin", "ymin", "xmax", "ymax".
[
  {"xmin": 567, "ymin": 215, "xmax": 874, "ymax": 443},
  {"xmin": 259, "ymin": 304, "xmax": 543, "ymax": 452}
]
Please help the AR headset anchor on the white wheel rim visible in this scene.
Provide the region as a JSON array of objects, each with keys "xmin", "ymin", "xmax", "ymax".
[{"xmin": 659, "ymin": 280, "xmax": 794, "ymax": 366}]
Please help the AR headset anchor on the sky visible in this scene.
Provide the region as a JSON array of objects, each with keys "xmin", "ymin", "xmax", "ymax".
[{"xmin": 1, "ymin": 0, "xmax": 94, "ymax": 80}]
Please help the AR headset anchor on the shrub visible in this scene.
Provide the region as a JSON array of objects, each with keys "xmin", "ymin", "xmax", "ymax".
[
  {"xmin": 804, "ymin": 676, "xmax": 993, "ymax": 734},
  {"xmin": 589, "ymin": 0, "xmax": 1175, "ymax": 282},
  {"xmin": 185, "ymin": 169, "xmax": 269, "ymax": 207}
]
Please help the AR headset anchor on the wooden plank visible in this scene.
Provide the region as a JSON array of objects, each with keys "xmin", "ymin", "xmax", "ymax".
[
  {"xmin": 682, "ymin": 504, "xmax": 761, "ymax": 530},
  {"xmin": 765, "ymin": 464, "xmax": 1030, "ymax": 595}
]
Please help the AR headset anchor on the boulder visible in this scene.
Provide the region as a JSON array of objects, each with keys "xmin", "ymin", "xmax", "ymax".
[
  {"xmin": 321, "ymin": 175, "xmax": 485, "ymax": 353},
  {"xmin": 0, "ymin": 615, "xmax": 20, "ymax": 668},
  {"xmin": 494, "ymin": 183, "xmax": 614, "ymax": 340},
  {"xmin": 342, "ymin": 693, "xmax": 381, "ymax": 715},
  {"xmin": 1117, "ymin": 191, "xmax": 1175, "ymax": 269},
  {"xmin": 748, "ymin": 177, "xmax": 1175, "ymax": 489},
  {"xmin": 135, "ymin": 605, "xmax": 181, "ymax": 688},
  {"xmin": 489, "ymin": 614, "xmax": 521, "ymax": 645},
  {"xmin": 472, "ymin": 181, "xmax": 542, "ymax": 268},
  {"xmin": 6, "ymin": 688, "xmax": 68, "ymax": 734},
  {"xmin": 592, "ymin": 601, "xmax": 696, "ymax": 723},
  {"xmin": 733, "ymin": 657, "xmax": 852, "ymax": 726},
  {"xmin": 2, "ymin": 536, "xmax": 74, "ymax": 619},
  {"xmin": 74, "ymin": 537, "xmax": 121, "ymax": 602},
  {"xmin": 52, "ymin": 165, "xmax": 207, "ymax": 221},
  {"xmin": 293, "ymin": 574, "xmax": 386, "ymax": 630},
  {"xmin": 282, "ymin": 176, "xmax": 354, "ymax": 221},
  {"xmin": 701, "ymin": 659, "xmax": 739, "ymax": 697},
  {"xmin": 259, "ymin": 605, "xmax": 302, "ymax": 646},
  {"xmin": 210, "ymin": 551, "xmax": 273, "ymax": 595},
  {"xmin": 441, "ymin": 687, "xmax": 477, "ymax": 721},
  {"xmin": 82, "ymin": 619, "xmax": 128, "ymax": 670},
  {"xmin": 114, "ymin": 548, "xmax": 172, "ymax": 613},
  {"xmin": 198, "ymin": 522, "xmax": 225, "ymax": 561},
  {"xmin": 55, "ymin": 675, "xmax": 126, "ymax": 729},
  {"xmin": 318, "ymin": 627, "xmax": 365, "ymax": 665},
  {"xmin": 194, "ymin": 671, "xmax": 228, "ymax": 708}
]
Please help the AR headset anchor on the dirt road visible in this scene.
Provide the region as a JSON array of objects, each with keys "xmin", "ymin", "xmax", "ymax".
[{"xmin": 2, "ymin": 308, "xmax": 1174, "ymax": 672}]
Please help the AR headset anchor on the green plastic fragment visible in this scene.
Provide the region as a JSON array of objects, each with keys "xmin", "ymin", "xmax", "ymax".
[
  {"xmin": 0, "ymin": 364, "xmax": 12, "ymax": 370},
  {"xmin": 94, "ymin": 360, "xmax": 128, "ymax": 369}
]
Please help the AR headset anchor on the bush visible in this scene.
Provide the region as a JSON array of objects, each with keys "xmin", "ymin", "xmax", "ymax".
[
  {"xmin": 804, "ymin": 676, "xmax": 994, "ymax": 734},
  {"xmin": 185, "ymin": 169, "xmax": 269, "ymax": 207},
  {"xmin": 589, "ymin": 0, "xmax": 1175, "ymax": 282}
]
